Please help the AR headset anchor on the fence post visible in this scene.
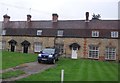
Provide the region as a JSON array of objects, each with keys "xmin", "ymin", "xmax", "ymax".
[{"xmin": 61, "ymin": 69, "xmax": 64, "ymax": 83}]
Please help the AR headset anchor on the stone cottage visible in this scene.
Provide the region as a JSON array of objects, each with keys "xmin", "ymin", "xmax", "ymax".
[{"xmin": 1, "ymin": 12, "xmax": 119, "ymax": 61}]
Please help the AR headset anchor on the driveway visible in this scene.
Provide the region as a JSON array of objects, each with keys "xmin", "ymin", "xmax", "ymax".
[{"xmin": 2, "ymin": 62, "xmax": 55, "ymax": 82}]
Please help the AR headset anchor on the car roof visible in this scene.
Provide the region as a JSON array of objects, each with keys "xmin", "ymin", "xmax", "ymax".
[{"xmin": 43, "ymin": 48, "xmax": 55, "ymax": 50}]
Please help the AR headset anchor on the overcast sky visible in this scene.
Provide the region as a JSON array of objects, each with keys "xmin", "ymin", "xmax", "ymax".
[{"xmin": 0, "ymin": 0, "xmax": 119, "ymax": 21}]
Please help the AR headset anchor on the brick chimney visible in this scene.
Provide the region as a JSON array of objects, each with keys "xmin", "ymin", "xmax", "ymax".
[
  {"xmin": 85, "ymin": 12, "xmax": 89, "ymax": 22},
  {"xmin": 52, "ymin": 13, "xmax": 58, "ymax": 22},
  {"xmin": 27, "ymin": 14, "xmax": 32, "ymax": 22},
  {"xmin": 3, "ymin": 14, "xmax": 10, "ymax": 23}
]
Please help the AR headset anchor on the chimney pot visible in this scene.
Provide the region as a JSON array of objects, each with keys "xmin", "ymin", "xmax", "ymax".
[
  {"xmin": 52, "ymin": 13, "xmax": 58, "ymax": 22},
  {"xmin": 27, "ymin": 14, "xmax": 32, "ymax": 22},
  {"xmin": 3, "ymin": 14, "xmax": 10, "ymax": 23},
  {"xmin": 85, "ymin": 12, "xmax": 89, "ymax": 22}
]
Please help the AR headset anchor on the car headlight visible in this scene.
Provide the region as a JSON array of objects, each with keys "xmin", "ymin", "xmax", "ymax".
[
  {"xmin": 38, "ymin": 54, "xmax": 42, "ymax": 57},
  {"xmin": 49, "ymin": 55, "xmax": 53, "ymax": 57}
]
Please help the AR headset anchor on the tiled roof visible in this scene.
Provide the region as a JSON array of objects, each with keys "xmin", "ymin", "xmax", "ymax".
[
  {"xmin": 3, "ymin": 20, "xmax": 118, "ymax": 29},
  {"xmin": 2, "ymin": 20, "xmax": 119, "ymax": 38}
]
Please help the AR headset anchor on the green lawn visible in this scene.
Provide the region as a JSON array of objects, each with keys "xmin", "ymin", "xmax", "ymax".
[
  {"xmin": 2, "ymin": 51, "xmax": 37, "ymax": 69},
  {"xmin": 18, "ymin": 58, "xmax": 118, "ymax": 81},
  {"xmin": 2, "ymin": 70, "xmax": 25, "ymax": 79},
  {"xmin": 0, "ymin": 50, "xmax": 2, "ymax": 69}
]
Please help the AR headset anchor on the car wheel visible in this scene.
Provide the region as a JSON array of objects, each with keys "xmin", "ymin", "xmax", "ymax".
[
  {"xmin": 52, "ymin": 59, "xmax": 56, "ymax": 64},
  {"xmin": 38, "ymin": 60, "xmax": 41, "ymax": 63},
  {"xmin": 56, "ymin": 57, "xmax": 59, "ymax": 61}
]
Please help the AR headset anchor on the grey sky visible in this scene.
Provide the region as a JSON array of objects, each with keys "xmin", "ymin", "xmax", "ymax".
[{"xmin": 0, "ymin": 0, "xmax": 119, "ymax": 21}]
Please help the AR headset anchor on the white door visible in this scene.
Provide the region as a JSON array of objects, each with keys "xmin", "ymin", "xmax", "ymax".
[{"xmin": 71, "ymin": 48, "xmax": 78, "ymax": 59}]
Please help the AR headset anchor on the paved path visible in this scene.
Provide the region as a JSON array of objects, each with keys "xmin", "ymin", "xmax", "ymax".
[{"xmin": 1, "ymin": 62, "xmax": 55, "ymax": 82}]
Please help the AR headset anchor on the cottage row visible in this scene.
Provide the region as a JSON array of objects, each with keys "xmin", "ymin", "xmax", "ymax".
[{"xmin": 1, "ymin": 12, "xmax": 120, "ymax": 61}]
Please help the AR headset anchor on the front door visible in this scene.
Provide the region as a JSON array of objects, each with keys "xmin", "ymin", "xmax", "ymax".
[
  {"xmin": 11, "ymin": 45, "xmax": 15, "ymax": 52},
  {"xmin": 23, "ymin": 46, "xmax": 28, "ymax": 53},
  {"xmin": 71, "ymin": 48, "xmax": 78, "ymax": 59}
]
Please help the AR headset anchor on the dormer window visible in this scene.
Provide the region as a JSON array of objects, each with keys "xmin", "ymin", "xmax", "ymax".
[
  {"xmin": 37, "ymin": 30, "xmax": 42, "ymax": 35},
  {"xmin": 57, "ymin": 30, "xmax": 63, "ymax": 36},
  {"xmin": 92, "ymin": 31, "xmax": 99, "ymax": 37},
  {"xmin": 111, "ymin": 31, "xmax": 118, "ymax": 38}
]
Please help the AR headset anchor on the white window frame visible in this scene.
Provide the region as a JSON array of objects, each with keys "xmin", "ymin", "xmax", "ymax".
[
  {"xmin": 105, "ymin": 47, "xmax": 116, "ymax": 60},
  {"xmin": 2, "ymin": 30, "xmax": 6, "ymax": 35},
  {"xmin": 34, "ymin": 42, "xmax": 42, "ymax": 52},
  {"xmin": 0, "ymin": 42, "xmax": 2, "ymax": 50},
  {"xmin": 2, "ymin": 41, "xmax": 6, "ymax": 50},
  {"xmin": 88, "ymin": 45, "xmax": 99, "ymax": 59},
  {"xmin": 92, "ymin": 31, "xmax": 99, "ymax": 37},
  {"xmin": 57, "ymin": 30, "xmax": 63, "ymax": 36},
  {"xmin": 111, "ymin": 31, "xmax": 118, "ymax": 38},
  {"xmin": 37, "ymin": 30, "xmax": 42, "ymax": 36}
]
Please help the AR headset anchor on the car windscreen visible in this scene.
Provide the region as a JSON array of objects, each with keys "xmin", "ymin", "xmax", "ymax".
[{"xmin": 42, "ymin": 49, "xmax": 55, "ymax": 54}]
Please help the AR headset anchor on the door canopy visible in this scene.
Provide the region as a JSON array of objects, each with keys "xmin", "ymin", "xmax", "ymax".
[
  {"xmin": 69, "ymin": 43, "xmax": 80, "ymax": 50},
  {"xmin": 21, "ymin": 40, "xmax": 30, "ymax": 46},
  {"xmin": 8, "ymin": 39, "xmax": 17, "ymax": 46}
]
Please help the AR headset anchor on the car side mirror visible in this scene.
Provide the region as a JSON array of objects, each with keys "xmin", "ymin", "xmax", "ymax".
[
  {"xmin": 40, "ymin": 51, "xmax": 42, "ymax": 53},
  {"xmin": 55, "ymin": 51, "xmax": 58, "ymax": 54}
]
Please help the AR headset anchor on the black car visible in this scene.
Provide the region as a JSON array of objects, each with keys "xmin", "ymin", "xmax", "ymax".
[{"xmin": 38, "ymin": 48, "xmax": 60, "ymax": 64}]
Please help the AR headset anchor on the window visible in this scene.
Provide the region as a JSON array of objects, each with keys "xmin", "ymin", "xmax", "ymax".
[
  {"xmin": 34, "ymin": 42, "xmax": 42, "ymax": 52},
  {"xmin": 37, "ymin": 30, "xmax": 42, "ymax": 35},
  {"xmin": 92, "ymin": 31, "xmax": 99, "ymax": 37},
  {"xmin": 111, "ymin": 31, "xmax": 118, "ymax": 38},
  {"xmin": 2, "ymin": 41, "xmax": 6, "ymax": 50},
  {"xmin": 105, "ymin": 47, "xmax": 116, "ymax": 60},
  {"xmin": 0, "ymin": 41, "xmax": 5, "ymax": 50},
  {"xmin": 0, "ymin": 42, "xmax": 2, "ymax": 50},
  {"xmin": 88, "ymin": 45, "xmax": 99, "ymax": 59},
  {"xmin": 2, "ymin": 30, "xmax": 6, "ymax": 35},
  {"xmin": 57, "ymin": 30, "xmax": 63, "ymax": 36}
]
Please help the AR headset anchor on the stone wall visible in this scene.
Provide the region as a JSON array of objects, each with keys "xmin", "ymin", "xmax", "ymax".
[
  {"xmin": 2, "ymin": 36, "xmax": 55, "ymax": 53},
  {"xmin": 57, "ymin": 38, "xmax": 118, "ymax": 60},
  {"xmin": 2, "ymin": 36, "xmax": 119, "ymax": 61}
]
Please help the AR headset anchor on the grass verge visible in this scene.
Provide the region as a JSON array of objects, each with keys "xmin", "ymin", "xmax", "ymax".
[
  {"xmin": 2, "ymin": 51, "xmax": 37, "ymax": 69},
  {"xmin": 2, "ymin": 70, "xmax": 25, "ymax": 79}
]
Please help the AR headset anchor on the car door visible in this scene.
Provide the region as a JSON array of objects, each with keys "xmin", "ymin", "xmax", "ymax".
[{"xmin": 54, "ymin": 49, "xmax": 58, "ymax": 59}]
